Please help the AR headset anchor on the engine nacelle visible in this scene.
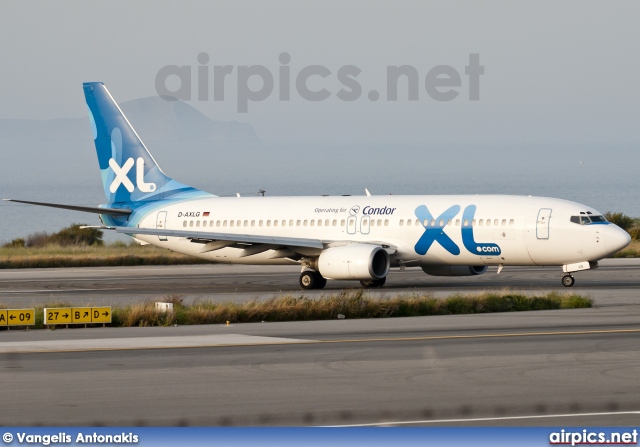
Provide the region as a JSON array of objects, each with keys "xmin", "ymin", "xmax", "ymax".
[
  {"xmin": 421, "ymin": 265, "xmax": 488, "ymax": 277},
  {"xmin": 317, "ymin": 245, "xmax": 390, "ymax": 280}
]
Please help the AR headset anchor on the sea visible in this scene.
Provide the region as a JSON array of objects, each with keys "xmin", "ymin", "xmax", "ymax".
[{"xmin": 1, "ymin": 142, "xmax": 637, "ymax": 244}]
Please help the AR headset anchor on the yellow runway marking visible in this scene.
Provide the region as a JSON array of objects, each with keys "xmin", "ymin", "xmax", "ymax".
[{"xmin": 315, "ymin": 327, "xmax": 640, "ymax": 345}]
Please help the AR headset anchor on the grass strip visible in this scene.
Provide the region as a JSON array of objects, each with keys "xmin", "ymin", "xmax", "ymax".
[
  {"xmin": 0, "ymin": 290, "xmax": 592, "ymax": 330},
  {"xmin": 0, "ymin": 244, "xmax": 209, "ymax": 268}
]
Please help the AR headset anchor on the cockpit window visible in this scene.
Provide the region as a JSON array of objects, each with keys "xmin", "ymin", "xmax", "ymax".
[{"xmin": 570, "ymin": 214, "xmax": 607, "ymax": 225}]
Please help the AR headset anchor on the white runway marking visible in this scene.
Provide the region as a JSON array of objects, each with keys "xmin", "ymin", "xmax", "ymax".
[{"xmin": 0, "ymin": 334, "xmax": 316, "ymax": 353}]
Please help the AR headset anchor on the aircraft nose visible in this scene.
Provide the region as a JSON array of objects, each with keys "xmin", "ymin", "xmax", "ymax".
[{"xmin": 605, "ymin": 224, "xmax": 631, "ymax": 254}]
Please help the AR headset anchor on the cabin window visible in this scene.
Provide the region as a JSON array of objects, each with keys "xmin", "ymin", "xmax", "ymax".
[
  {"xmin": 196, "ymin": 221, "xmax": 200, "ymax": 227},
  {"xmin": 333, "ymin": 219, "xmax": 337, "ymax": 226},
  {"xmin": 341, "ymin": 219, "xmax": 345, "ymax": 226},
  {"xmin": 202, "ymin": 221, "xmax": 207, "ymax": 227},
  {"xmin": 399, "ymin": 219, "xmax": 404, "ymax": 226},
  {"xmin": 242, "ymin": 220, "xmax": 247, "ymax": 227},
  {"xmin": 509, "ymin": 219, "xmax": 514, "ymax": 226},
  {"xmin": 183, "ymin": 220, "xmax": 187, "ymax": 227},
  {"xmin": 446, "ymin": 219, "xmax": 451, "ymax": 226},
  {"xmin": 406, "ymin": 219, "xmax": 411, "ymax": 226},
  {"xmin": 266, "ymin": 220, "xmax": 271, "ymax": 227},
  {"xmin": 259, "ymin": 220, "xmax": 263, "ymax": 227},
  {"xmin": 303, "ymin": 220, "xmax": 308, "ymax": 226},
  {"xmin": 463, "ymin": 219, "xmax": 469, "ymax": 227},
  {"xmin": 296, "ymin": 220, "xmax": 301, "ymax": 226},
  {"xmin": 501, "ymin": 219, "xmax": 506, "ymax": 226},
  {"xmin": 494, "ymin": 219, "xmax": 499, "ymax": 226},
  {"xmin": 486, "ymin": 219, "xmax": 491, "ymax": 227},
  {"xmin": 209, "ymin": 220, "xmax": 213, "ymax": 227},
  {"xmin": 430, "ymin": 219, "xmax": 435, "ymax": 227},
  {"xmin": 384, "ymin": 219, "xmax": 389, "ymax": 226},
  {"xmin": 229, "ymin": 220, "xmax": 234, "ymax": 227},
  {"xmin": 370, "ymin": 220, "xmax": 375, "ymax": 227},
  {"xmin": 455, "ymin": 219, "xmax": 460, "ymax": 226},
  {"xmin": 289, "ymin": 220, "xmax": 294, "ymax": 226},
  {"xmin": 317, "ymin": 220, "xmax": 322, "ymax": 227},
  {"xmin": 471, "ymin": 219, "xmax": 476, "ymax": 226},
  {"xmin": 190, "ymin": 220, "xmax": 194, "ymax": 227},
  {"xmin": 423, "ymin": 219, "xmax": 428, "ymax": 227},
  {"xmin": 479, "ymin": 219, "xmax": 483, "ymax": 226},
  {"xmin": 310, "ymin": 220, "xmax": 315, "ymax": 227}
]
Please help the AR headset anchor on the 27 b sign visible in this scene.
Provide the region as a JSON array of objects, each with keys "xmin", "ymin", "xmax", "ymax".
[{"xmin": 45, "ymin": 307, "xmax": 111, "ymax": 325}]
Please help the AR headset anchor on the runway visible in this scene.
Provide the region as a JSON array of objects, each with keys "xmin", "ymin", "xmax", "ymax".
[
  {"xmin": 1, "ymin": 260, "xmax": 639, "ymax": 426},
  {"xmin": 0, "ymin": 259, "xmax": 639, "ymax": 307}
]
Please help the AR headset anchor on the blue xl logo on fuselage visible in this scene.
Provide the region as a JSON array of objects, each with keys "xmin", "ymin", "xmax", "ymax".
[{"xmin": 414, "ymin": 204, "xmax": 501, "ymax": 256}]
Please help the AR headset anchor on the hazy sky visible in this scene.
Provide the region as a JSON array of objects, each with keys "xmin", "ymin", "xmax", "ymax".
[{"xmin": 1, "ymin": 0, "xmax": 639, "ymax": 145}]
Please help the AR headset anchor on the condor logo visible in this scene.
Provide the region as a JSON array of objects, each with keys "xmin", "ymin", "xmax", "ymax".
[
  {"xmin": 109, "ymin": 157, "xmax": 156, "ymax": 193},
  {"xmin": 414, "ymin": 204, "xmax": 502, "ymax": 256}
]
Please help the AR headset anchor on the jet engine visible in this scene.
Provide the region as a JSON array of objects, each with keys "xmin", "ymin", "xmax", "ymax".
[
  {"xmin": 316, "ymin": 245, "xmax": 390, "ymax": 280},
  {"xmin": 421, "ymin": 265, "xmax": 488, "ymax": 276}
]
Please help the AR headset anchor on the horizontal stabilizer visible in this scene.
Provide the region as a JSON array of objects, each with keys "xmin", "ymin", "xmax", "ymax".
[{"xmin": 3, "ymin": 199, "xmax": 132, "ymax": 216}]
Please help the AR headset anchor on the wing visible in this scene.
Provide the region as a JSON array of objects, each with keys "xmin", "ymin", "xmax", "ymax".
[{"xmin": 113, "ymin": 226, "xmax": 396, "ymax": 259}]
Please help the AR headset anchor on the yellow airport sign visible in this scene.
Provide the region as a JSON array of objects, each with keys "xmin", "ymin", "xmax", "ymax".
[
  {"xmin": 91, "ymin": 307, "xmax": 112, "ymax": 324},
  {"xmin": 72, "ymin": 307, "xmax": 93, "ymax": 324},
  {"xmin": 0, "ymin": 309, "xmax": 35, "ymax": 326},
  {"xmin": 45, "ymin": 308, "xmax": 73, "ymax": 324},
  {"xmin": 44, "ymin": 307, "xmax": 112, "ymax": 325}
]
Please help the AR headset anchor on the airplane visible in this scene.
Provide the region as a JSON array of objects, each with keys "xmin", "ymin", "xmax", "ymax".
[{"xmin": 5, "ymin": 82, "xmax": 632, "ymax": 289}]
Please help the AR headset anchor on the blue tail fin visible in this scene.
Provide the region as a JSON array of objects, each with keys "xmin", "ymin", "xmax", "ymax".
[{"xmin": 83, "ymin": 82, "xmax": 207, "ymax": 204}]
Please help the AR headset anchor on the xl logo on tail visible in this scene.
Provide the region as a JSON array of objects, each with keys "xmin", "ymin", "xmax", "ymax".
[{"xmin": 109, "ymin": 157, "xmax": 156, "ymax": 193}]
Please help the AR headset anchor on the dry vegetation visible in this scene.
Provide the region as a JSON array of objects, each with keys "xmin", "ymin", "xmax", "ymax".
[
  {"xmin": 1, "ymin": 290, "xmax": 593, "ymax": 330},
  {"xmin": 0, "ymin": 243, "xmax": 209, "ymax": 268}
]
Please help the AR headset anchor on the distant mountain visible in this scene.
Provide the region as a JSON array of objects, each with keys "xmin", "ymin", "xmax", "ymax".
[{"xmin": 0, "ymin": 97, "xmax": 259, "ymax": 144}]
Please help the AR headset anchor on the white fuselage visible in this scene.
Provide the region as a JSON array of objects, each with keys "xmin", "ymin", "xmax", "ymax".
[{"xmin": 131, "ymin": 194, "xmax": 626, "ymax": 267}]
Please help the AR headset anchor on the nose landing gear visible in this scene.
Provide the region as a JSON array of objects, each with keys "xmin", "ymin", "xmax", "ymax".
[{"xmin": 561, "ymin": 274, "xmax": 575, "ymax": 287}]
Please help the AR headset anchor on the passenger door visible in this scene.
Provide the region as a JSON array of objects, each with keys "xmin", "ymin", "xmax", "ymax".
[
  {"xmin": 156, "ymin": 211, "xmax": 168, "ymax": 241},
  {"xmin": 536, "ymin": 208, "xmax": 552, "ymax": 239}
]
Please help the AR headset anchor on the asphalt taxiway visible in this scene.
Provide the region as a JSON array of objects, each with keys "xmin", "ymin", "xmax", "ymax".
[{"xmin": 1, "ymin": 260, "xmax": 639, "ymax": 426}]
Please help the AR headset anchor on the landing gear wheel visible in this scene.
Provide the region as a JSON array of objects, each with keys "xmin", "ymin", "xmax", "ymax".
[
  {"xmin": 360, "ymin": 277, "xmax": 386, "ymax": 288},
  {"xmin": 299, "ymin": 271, "xmax": 327, "ymax": 290},
  {"xmin": 561, "ymin": 274, "xmax": 575, "ymax": 287}
]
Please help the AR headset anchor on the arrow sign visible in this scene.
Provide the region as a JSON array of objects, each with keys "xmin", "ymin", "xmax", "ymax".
[
  {"xmin": 91, "ymin": 307, "xmax": 112, "ymax": 324},
  {"xmin": 6, "ymin": 309, "xmax": 35, "ymax": 326},
  {"xmin": 62, "ymin": 313, "xmax": 69, "ymax": 318}
]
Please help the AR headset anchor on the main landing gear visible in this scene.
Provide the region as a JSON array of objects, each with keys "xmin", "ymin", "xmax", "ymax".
[
  {"xmin": 299, "ymin": 271, "xmax": 327, "ymax": 290},
  {"xmin": 360, "ymin": 278, "xmax": 386, "ymax": 288},
  {"xmin": 561, "ymin": 274, "xmax": 575, "ymax": 287}
]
